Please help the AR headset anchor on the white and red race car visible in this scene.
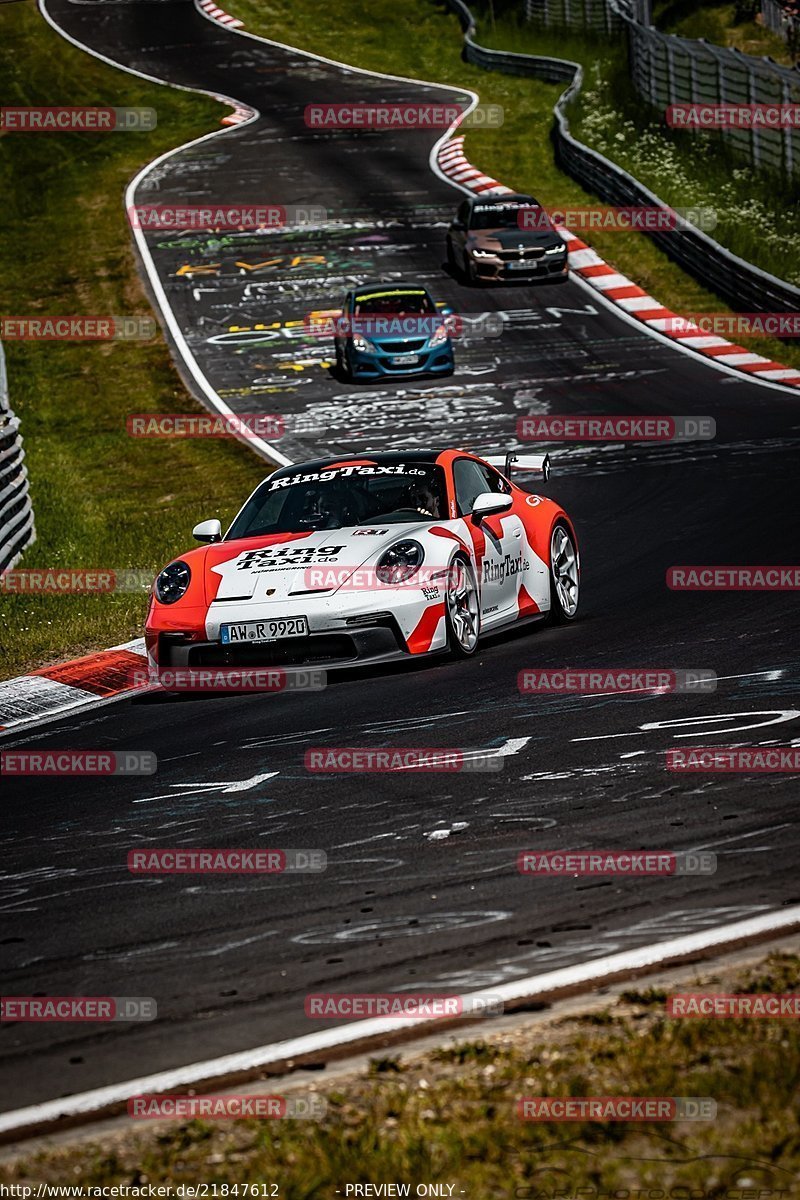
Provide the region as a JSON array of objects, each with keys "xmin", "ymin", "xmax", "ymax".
[{"xmin": 145, "ymin": 449, "xmax": 579, "ymax": 680}]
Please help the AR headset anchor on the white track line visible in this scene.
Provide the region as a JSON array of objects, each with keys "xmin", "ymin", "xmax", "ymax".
[
  {"xmin": 38, "ymin": 0, "xmax": 290, "ymax": 468},
  {"xmin": 17, "ymin": 15, "xmax": 799, "ymax": 1142},
  {"xmin": 568, "ymin": 270, "xmax": 800, "ymax": 393},
  {"xmin": 2, "ymin": 904, "xmax": 799, "ymax": 1137},
  {"xmin": 191, "ymin": 0, "xmax": 484, "ymax": 201}
]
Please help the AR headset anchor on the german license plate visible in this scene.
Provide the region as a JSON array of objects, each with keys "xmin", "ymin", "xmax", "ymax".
[
  {"xmin": 221, "ymin": 616, "xmax": 309, "ymax": 644},
  {"xmin": 391, "ymin": 353, "xmax": 419, "ymax": 365},
  {"xmin": 508, "ymin": 260, "xmax": 534, "ymax": 271}
]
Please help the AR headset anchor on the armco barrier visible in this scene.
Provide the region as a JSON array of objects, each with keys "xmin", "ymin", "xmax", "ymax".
[
  {"xmin": 445, "ymin": 0, "xmax": 800, "ymax": 317},
  {"xmin": 0, "ymin": 341, "xmax": 35, "ymax": 572},
  {"xmin": 527, "ymin": 0, "xmax": 800, "ymax": 181}
]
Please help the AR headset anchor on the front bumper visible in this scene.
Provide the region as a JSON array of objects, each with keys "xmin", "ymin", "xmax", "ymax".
[
  {"xmin": 470, "ymin": 254, "xmax": 568, "ymax": 281},
  {"xmin": 153, "ymin": 621, "xmax": 408, "ymax": 673},
  {"xmin": 344, "ymin": 344, "xmax": 454, "ymax": 379}
]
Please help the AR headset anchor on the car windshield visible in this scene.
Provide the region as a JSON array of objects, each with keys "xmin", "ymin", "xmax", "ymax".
[
  {"xmin": 227, "ymin": 462, "xmax": 449, "ymax": 537},
  {"xmin": 353, "ymin": 290, "xmax": 436, "ymax": 316},
  {"xmin": 469, "ymin": 203, "xmax": 546, "ymax": 231}
]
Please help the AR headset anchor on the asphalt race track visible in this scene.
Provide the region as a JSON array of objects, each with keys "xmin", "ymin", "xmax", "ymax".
[{"xmin": 2, "ymin": 0, "xmax": 800, "ymax": 1113}]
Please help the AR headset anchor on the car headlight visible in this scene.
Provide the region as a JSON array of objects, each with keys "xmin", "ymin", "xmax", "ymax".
[
  {"xmin": 429, "ymin": 324, "xmax": 449, "ymax": 348},
  {"xmin": 376, "ymin": 540, "xmax": 424, "ymax": 584},
  {"xmin": 545, "ymin": 244, "xmax": 566, "ymax": 254},
  {"xmin": 471, "ymin": 248, "xmax": 497, "ymax": 259},
  {"xmin": 154, "ymin": 560, "xmax": 191, "ymax": 604},
  {"xmin": 352, "ymin": 333, "xmax": 374, "ymax": 353}
]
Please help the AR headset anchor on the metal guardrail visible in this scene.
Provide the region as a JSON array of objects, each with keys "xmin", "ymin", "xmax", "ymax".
[
  {"xmin": 0, "ymin": 342, "xmax": 35, "ymax": 573},
  {"xmin": 444, "ymin": 0, "xmax": 800, "ymax": 316},
  {"xmin": 525, "ymin": 0, "xmax": 627, "ymax": 33},
  {"xmin": 526, "ymin": 0, "xmax": 800, "ymax": 180}
]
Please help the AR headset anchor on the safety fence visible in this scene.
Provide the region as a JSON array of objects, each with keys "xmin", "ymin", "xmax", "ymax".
[
  {"xmin": 761, "ymin": 0, "xmax": 800, "ymax": 42},
  {"xmin": 0, "ymin": 341, "xmax": 35, "ymax": 572},
  {"xmin": 525, "ymin": 0, "xmax": 800, "ymax": 179},
  {"xmin": 444, "ymin": 0, "xmax": 800, "ymax": 315}
]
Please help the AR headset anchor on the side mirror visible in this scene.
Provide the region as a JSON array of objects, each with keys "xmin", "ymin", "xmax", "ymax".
[
  {"xmin": 439, "ymin": 305, "xmax": 454, "ymax": 317},
  {"xmin": 471, "ymin": 492, "xmax": 513, "ymax": 521},
  {"xmin": 193, "ymin": 518, "xmax": 222, "ymax": 543}
]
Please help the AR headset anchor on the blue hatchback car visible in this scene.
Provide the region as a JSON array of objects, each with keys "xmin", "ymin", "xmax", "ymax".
[{"xmin": 333, "ymin": 283, "xmax": 455, "ymax": 381}]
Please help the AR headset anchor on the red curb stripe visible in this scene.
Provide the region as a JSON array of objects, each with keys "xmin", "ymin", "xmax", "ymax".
[
  {"xmin": 604, "ymin": 284, "xmax": 647, "ymax": 300},
  {"xmin": 700, "ymin": 344, "xmax": 752, "ymax": 357},
  {"xmin": 575, "ymin": 263, "xmax": 615, "ymax": 277},
  {"xmin": 33, "ymin": 650, "xmax": 146, "ymax": 697},
  {"xmin": 634, "ymin": 307, "xmax": 674, "ymax": 321},
  {"xmin": 437, "ymin": 138, "xmax": 798, "ymax": 390},
  {"xmin": 735, "ymin": 360, "xmax": 790, "ymax": 373}
]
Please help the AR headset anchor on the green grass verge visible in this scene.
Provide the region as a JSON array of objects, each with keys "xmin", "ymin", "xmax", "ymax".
[
  {"xmin": 654, "ymin": 0, "xmax": 795, "ymax": 66},
  {"xmin": 471, "ymin": 6, "xmax": 800, "ymax": 283},
  {"xmin": 2, "ymin": 952, "xmax": 798, "ymax": 1193},
  {"xmin": 0, "ymin": 4, "xmax": 265, "ymax": 680},
  {"xmin": 224, "ymin": 0, "xmax": 800, "ymax": 373}
]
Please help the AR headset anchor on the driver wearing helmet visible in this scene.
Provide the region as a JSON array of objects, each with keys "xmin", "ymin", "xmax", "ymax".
[
  {"xmin": 297, "ymin": 482, "xmax": 370, "ymax": 529},
  {"xmin": 404, "ymin": 476, "xmax": 441, "ymax": 519}
]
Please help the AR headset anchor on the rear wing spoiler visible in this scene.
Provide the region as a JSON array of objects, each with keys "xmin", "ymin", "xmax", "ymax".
[{"xmin": 484, "ymin": 452, "xmax": 551, "ymax": 482}]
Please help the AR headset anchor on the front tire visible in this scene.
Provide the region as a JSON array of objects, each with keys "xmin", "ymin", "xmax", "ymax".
[
  {"xmin": 334, "ymin": 340, "xmax": 351, "ymax": 381},
  {"xmin": 445, "ymin": 553, "xmax": 480, "ymax": 656},
  {"xmin": 548, "ymin": 521, "xmax": 579, "ymax": 622}
]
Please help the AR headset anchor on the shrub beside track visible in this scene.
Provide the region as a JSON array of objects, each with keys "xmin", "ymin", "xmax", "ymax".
[{"xmin": 1, "ymin": 951, "xmax": 797, "ymax": 1191}]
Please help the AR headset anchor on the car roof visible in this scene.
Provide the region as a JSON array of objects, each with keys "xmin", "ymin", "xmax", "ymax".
[{"xmin": 270, "ymin": 450, "xmax": 455, "ymax": 479}]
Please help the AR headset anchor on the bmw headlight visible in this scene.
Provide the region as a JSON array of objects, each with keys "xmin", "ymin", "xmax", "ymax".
[
  {"xmin": 154, "ymin": 560, "xmax": 191, "ymax": 604},
  {"xmin": 376, "ymin": 540, "xmax": 424, "ymax": 585},
  {"xmin": 545, "ymin": 244, "xmax": 566, "ymax": 254},
  {"xmin": 471, "ymin": 248, "xmax": 497, "ymax": 259}
]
